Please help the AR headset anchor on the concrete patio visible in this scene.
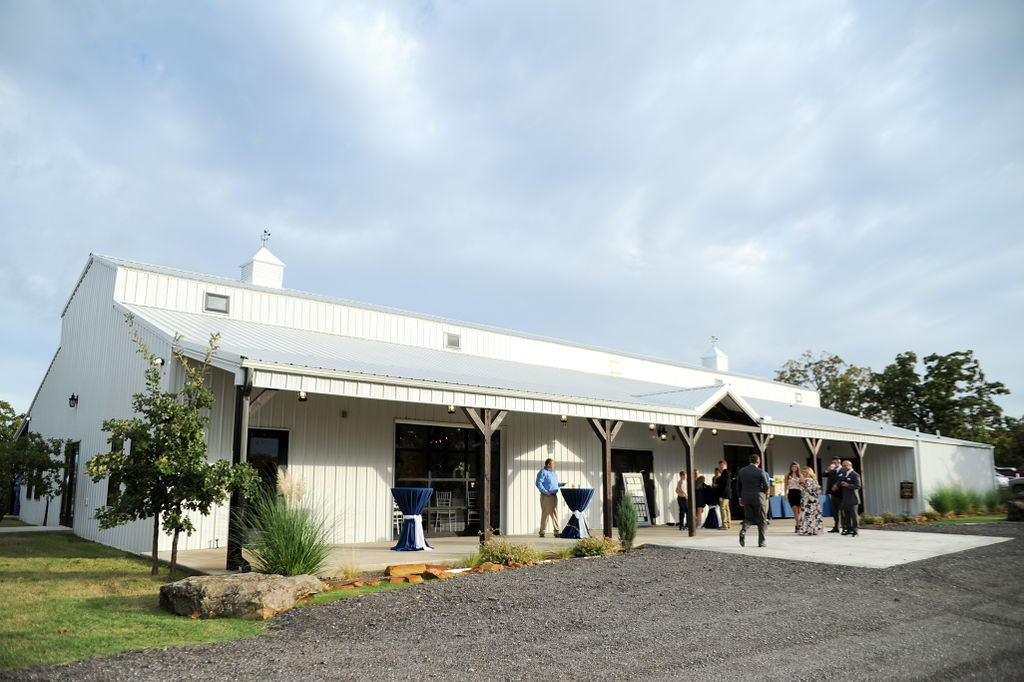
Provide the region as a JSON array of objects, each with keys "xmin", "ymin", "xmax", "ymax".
[{"xmin": 159, "ymin": 519, "xmax": 1012, "ymax": 575}]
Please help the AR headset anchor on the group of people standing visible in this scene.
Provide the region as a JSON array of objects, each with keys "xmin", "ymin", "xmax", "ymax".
[
  {"xmin": 537, "ymin": 453, "xmax": 862, "ymax": 542},
  {"xmin": 735, "ymin": 454, "xmax": 861, "ymax": 546},
  {"xmin": 675, "ymin": 460, "xmax": 733, "ymax": 531}
]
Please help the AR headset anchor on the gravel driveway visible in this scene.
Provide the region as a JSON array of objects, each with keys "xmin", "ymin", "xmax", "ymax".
[{"xmin": 8, "ymin": 523, "xmax": 1023, "ymax": 681}]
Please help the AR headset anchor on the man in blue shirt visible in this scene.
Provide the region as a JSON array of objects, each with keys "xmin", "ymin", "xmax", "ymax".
[{"xmin": 536, "ymin": 458, "xmax": 564, "ymax": 537}]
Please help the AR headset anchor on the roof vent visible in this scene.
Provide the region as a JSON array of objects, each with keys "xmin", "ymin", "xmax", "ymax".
[
  {"xmin": 701, "ymin": 341, "xmax": 728, "ymax": 372},
  {"xmin": 240, "ymin": 247, "xmax": 285, "ymax": 289}
]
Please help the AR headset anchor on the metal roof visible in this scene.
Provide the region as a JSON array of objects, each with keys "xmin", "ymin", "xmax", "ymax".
[
  {"xmin": 122, "ymin": 303, "xmax": 726, "ymax": 415},
  {"xmin": 91, "ymin": 253, "xmax": 809, "ymax": 392},
  {"xmin": 114, "ymin": 302, "xmax": 984, "ymax": 449}
]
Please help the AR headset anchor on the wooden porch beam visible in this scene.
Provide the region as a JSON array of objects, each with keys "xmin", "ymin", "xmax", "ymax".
[
  {"xmin": 695, "ymin": 419, "xmax": 761, "ymax": 434},
  {"xmin": 248, "ymin": 389, "xmax": 277, "ymax": 417},
  {"xmin": 461, "ymin": 407, "xmax": 508, "ymax": 545},
  {"xmin": 588, "ymin": 418, "xmax": 622, "ymax": 538},
  {"xmin": 675, "ymin": 426, "xmax": 704, "ymax": 537}
]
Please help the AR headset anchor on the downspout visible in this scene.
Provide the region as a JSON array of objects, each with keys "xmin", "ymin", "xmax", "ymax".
[{"xmin": 226, "ymin": 364, "xmax": 252, "ymax": 570}]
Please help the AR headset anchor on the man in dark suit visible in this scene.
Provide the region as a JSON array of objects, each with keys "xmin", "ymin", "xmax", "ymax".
[
  {"xmin": 737, "ymin": 453, "xmax": 769, "ymax": 547},
  {"xmin": 825, "ymin": 457, "xmax": 844, "ymax": 533},
  {"xmin": 838, "ymin": 460, "xmax": 861, "ymax": 536}
]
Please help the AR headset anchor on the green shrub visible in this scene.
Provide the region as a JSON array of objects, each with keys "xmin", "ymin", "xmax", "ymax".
[
  {"xmin": 477, "ymin": 539, "xmax": 541, "ymax": 565},
  {"xmin": 983, "ymin": 488, "xmax": 1010, "ymax": 513},
  {"xmin": 922, "ymin": 509, "xmax": 942, "ymax": 521},
  {"xmin": 949, "ymin": 489, "xmax": 974, "ymax": 515},
  {"xmin": 570, "ymin": 536, "xmax": 620, "ymax": 557},
  {"xmin": 860, "ymin": 514, "xmax": 880, "ymax": 525},
  {"xmin": 881, "ymin": 511, "xmax": 900, "ymax": 524},
  {"xmin": 616, "ymin": 493, "xmax": 638, "ymax": 552},
  {"xmin": 928, "ymin": 488, "xmax": 955, "ymax": 516},
  {"xmin": 242, "ymin": 489, "xmax": 332, "ymax": 576},
  {"xmin": 901, "ymin": 514, "xmax": 915, "ymax": 523}
]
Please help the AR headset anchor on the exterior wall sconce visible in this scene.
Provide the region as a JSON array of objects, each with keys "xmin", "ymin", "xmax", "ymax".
[
  {"xmin": 68, "ymin": 393, "xmax": 79, "ymax": 408},
  {"xmin": 154, "ymin": 357, "xmax": 165, "ymax": 366},
  {"xmin": 297, "ymin": 391, "xmax": 308, "ymax": 402},
  {"xmin": 560, "ymin": 415, "xmax": 568, "ymax": 424},
  {"xmin": 648, "ymin": 423, "xmax": 656, "ymax": 431},
  {"xmin": 711, "ymin": 428, "xmax": 718, "ymax": 435},
  {"xmin": 447, "ymin": 405, "xmax": 457, "ymax": 414},
  {"xmin": 657, "ymin": 425, "xmax": 668, "ymax": 441}
]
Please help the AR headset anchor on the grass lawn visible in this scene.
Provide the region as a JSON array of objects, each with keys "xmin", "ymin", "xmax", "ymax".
[
  {"xmin": 0, "ymin": 532, "xmax": 404, "ymax": 672},
  {"xmin": 0, "ymin": 518, "xmax": 30, "ymax": 528}
]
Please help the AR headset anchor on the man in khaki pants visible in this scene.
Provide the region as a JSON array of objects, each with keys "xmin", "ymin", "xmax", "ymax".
[
  {"xmin": 716, "ymin": 459, "xmax": 733, "ymax": 530},
  {"xmin": 536, "ymin": 458, "xmax": 564, "ymax": 537}
]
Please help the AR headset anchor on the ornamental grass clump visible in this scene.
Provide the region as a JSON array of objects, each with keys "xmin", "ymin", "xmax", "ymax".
[
  {"xmin": 927, "ymin": 488, "xmax": 956, "ymax": 516},
  {"xmin": 477, "ymin": 539, "xmax": 541, "ymax": 565},
  {"xmin": 983, "ymin": 488, "xmax": 1010, "ymax": 513},
  {"xmin": 242, "ymin": 468, "xmax": 332, "ymax": 577},
  {"xmin": 616, "ymin": 493, "xmax": 638, "ymax": 552},
  {"xmin": 570, "ymin": 536, "xmax": 620, "ymax": 557}
]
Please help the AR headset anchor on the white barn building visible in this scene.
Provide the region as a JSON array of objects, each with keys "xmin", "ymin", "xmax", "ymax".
[{"xmin": 16, "ymin": 250, "xmax": 996, "ymax": 560}]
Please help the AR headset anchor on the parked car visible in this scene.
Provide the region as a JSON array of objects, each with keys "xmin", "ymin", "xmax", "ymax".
[
  {"xmin": 1011, "ymin": 478, "xmax": 1024, "ymax": 496},
  {"xmin": 995, "ymin": 466, "xmax": 1022, "ymax": 479},
  {"xmin": 995, "ymin": 473, "xmax": 1010, "ymax": 489}
]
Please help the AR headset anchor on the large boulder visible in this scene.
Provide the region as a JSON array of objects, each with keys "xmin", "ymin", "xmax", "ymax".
[
  {"xmin": 160, "ymin": 573, "xmax": 324, "ymax": 620},
  {"xmin": 1007, "ymin": 498, "xmax": 1024, "ymax": 523}
]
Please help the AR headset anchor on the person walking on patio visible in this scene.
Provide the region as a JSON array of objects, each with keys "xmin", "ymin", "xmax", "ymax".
[
  {"xmin": 536, "ymin": 458, "xmax": 564, "ymax": 537},
  {"xmin": 738, "ymin": 454, "xmax": 769, "ymax": 548}
]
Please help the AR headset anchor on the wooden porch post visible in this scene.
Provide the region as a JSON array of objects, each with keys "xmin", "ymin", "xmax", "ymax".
[
  {"xmin": 462, "ymin": 407, "xmax": 508, "ymax": 545},
  {"xmin": 675, "ymin": 426, "xmax": 704, "ymax": 537},
  {"xmin": 226, "ymin": 368, "xmax": 252, "ymax": 571},
  {"xmin": 588, "ymin": 418, "xmax": 623, "ymax": 538},
  {"xmin": 804, "ymin": 437, "xmax": 823, "ymax": 476},
  {"xmin": 851, "ymin": 441, "xmax": 868, "ymax": 512}
]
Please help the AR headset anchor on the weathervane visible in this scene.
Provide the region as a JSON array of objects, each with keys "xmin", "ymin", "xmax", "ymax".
[
  {"xmin": 709, "ymin": 335, "xmax": 718, "ymax": 346},
  {"xmin": 261, "ymin": 229, "xmax": 271, "ymax": 247}
]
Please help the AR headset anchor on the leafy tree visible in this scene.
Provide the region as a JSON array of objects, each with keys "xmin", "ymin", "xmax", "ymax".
[
  {"xmin": 874, "ymin": 350, "xmax": 1008, "ymax": 441},
  {"xmin": 0, "ymin": 401, "xmax": 66, "ymax": 518},
  {"xmin": 993, "ymin": 416, "xmax": 1024, "ymax": 469},
  {"xmin": 20, "ymin": 435, "xmax": 69, "ymax": 524},
  {"xmin": 774, "ymin": 350, "xmax": 878, "ymax": 418},
  {"xmin": 87, "ymin": 315, "xmax": 258, "ymax": 579}
]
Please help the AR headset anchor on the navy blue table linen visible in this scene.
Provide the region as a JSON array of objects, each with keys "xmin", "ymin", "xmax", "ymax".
[
  {"xmin": 391, "ymin": 487, "xmax": 434, "ymax": 551},
  {"xmin": 558, "ymin": 488, "xmax": 594, "ymax": 539}
]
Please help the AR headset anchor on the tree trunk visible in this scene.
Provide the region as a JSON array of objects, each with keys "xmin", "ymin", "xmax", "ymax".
[
  {"xmin": 170, "ymin": 528, "xmax": 180, "ymax": 581},
  {"xmin": 151, "ymin": 514, "xmax": 160, "ymax": 575},
  {"xmin": 44, "ymin": 497, "xmax": 51, "ymax": 525}
]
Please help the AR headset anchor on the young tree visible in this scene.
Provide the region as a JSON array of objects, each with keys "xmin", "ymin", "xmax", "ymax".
[
  {"xmin": 0, "ymin": 402, "xmax": 66, "ymax": 518},
  {"xmin": 20, "ymin": 435, "xmax": 69, "ymax": 524},
  {"xmin": 87, "ymin": 315, "xmax": 257, "ymax": 579}
]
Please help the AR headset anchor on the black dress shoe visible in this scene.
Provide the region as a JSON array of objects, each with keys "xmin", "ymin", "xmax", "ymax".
[
  {"xmin": 841, "ymin": 531, "xmax": 849, "ymax": 535},
  {"xmin": 828, "ymin": 528, "xmax": 840, "ymax": 533},
  {"xmin": 758, "ymin": 543, "xmax": 767, "ymax": 548},
  {"xmin": 850, "ymin": 532, "xmax": 858, "ymax": 537},
  {"xmin": 739, "ymin": 528, "xmax": 745, "ymax": 547}
]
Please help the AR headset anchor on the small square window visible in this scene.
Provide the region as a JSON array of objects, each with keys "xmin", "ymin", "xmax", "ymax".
[
  {"xmin": 445, "ymin": 332, "xmax": 461, "ymax": 350},
  {"xmin": 794, "ymin": 392, "xmax": 803, "ymax": 404},
  {"xmin": 204, "ymin": 293, "xmax": 230, "ymax": 314},
  {"xmin": 609, "ymin": 360, "xmax": 622, "ymax": 376}
]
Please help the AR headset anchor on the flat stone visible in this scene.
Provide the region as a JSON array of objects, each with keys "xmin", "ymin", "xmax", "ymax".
[
  {"xmin": 406, "ymin": 575, "xmax": 424, "ymax": 583},
  {"xmin": 389, "ymin": 576, "xmax": 406, "ymax": 584},
  {"xmin": 159, "ymin": 573, "xmax": 323, "ymax": 621},
  {"xmin": 385, "ymin": 563, "xmax": 427, "ymax": 577},
  {"xmin": 478, "ymin": 562, "xmax": 505, "ymax": 572},
  {"xmin": 422, "ymin": 567, "xmax": 450, "ymax": 580}
]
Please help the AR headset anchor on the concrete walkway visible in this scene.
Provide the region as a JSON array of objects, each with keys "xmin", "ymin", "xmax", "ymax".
[
  {"xmin": 2, "ymin": 519, "xmax": 1009, "ymax": 574},
  {"xmin": 160, "ymin": 519, "xmax": 1011, "ymax": 575}
]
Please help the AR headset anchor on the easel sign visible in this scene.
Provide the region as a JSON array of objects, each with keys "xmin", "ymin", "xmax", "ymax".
[{"xmin": 621, "ymin": 472, "xmax": 652, "ymax": 527}]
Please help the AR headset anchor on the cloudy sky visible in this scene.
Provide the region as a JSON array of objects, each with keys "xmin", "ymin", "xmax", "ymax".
[{"xmin": 1, "ymin": 1, "xmax": 1022, "ymax": 420}]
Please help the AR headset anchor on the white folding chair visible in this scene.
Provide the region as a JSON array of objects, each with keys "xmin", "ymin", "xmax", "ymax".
[
  {"xmin": 466, "ymin": 489, "xmax": 480, "ymax": 527},
  {"xmin": 432, "ymin": 491, "xmax": 455, "ymax": 531},
  {"xmin": 392, "ymin": 501, "xmax": 404, "ymax": 537}
]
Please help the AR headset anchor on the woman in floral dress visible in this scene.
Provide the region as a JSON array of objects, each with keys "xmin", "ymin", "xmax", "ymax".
[{"xmin": 797, "ymin": 466, "xmax": 823, "ymax": 535}]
